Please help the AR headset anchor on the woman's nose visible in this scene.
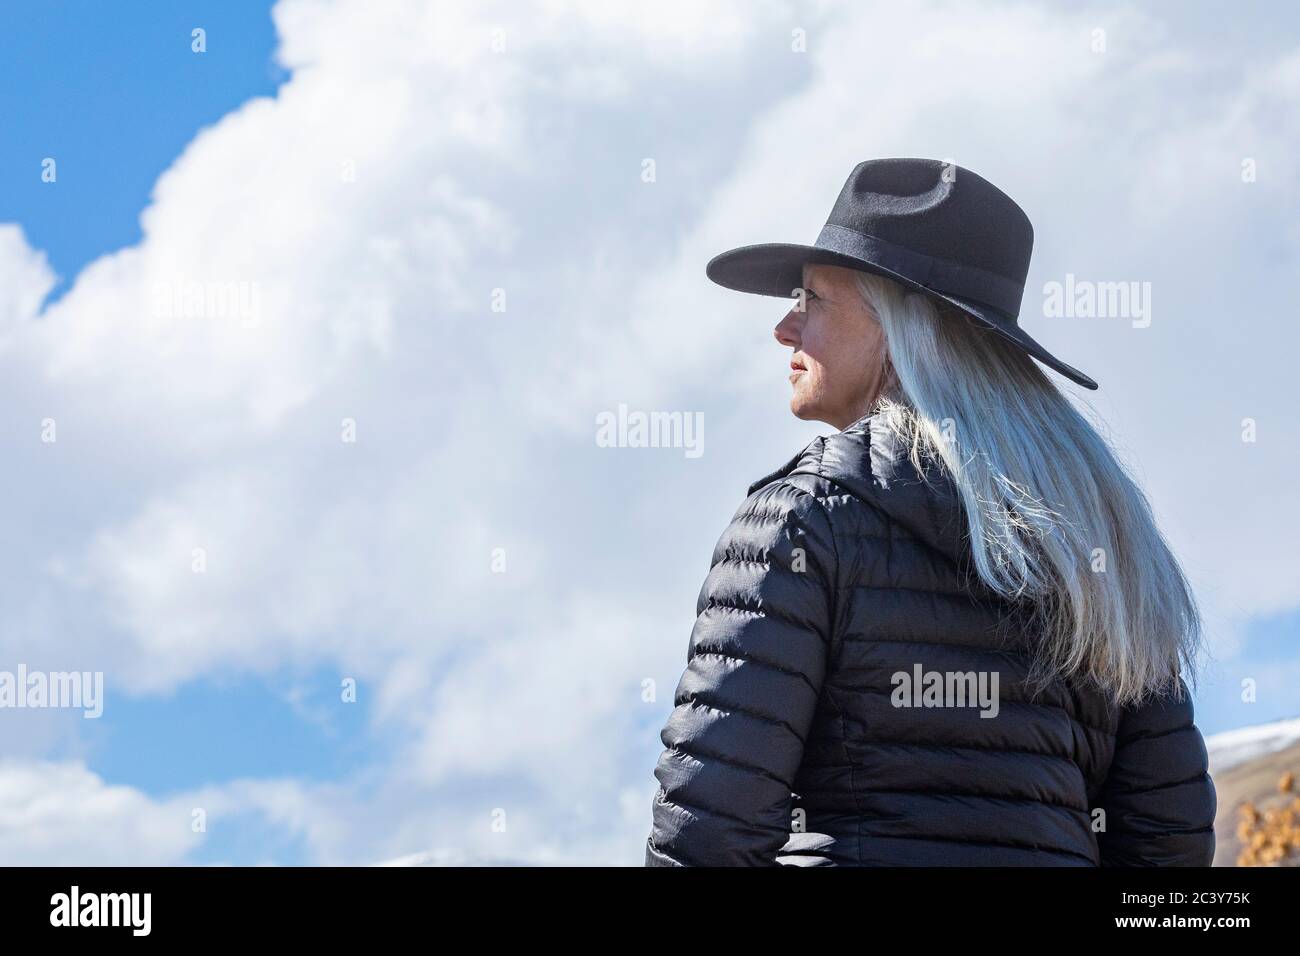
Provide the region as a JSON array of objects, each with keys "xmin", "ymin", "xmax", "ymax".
[{"xmin": 774, "ymin": 309, "xmax": 801, "ymax": 348}]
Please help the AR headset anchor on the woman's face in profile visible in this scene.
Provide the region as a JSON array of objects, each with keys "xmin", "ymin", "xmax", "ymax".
[{"xmin": 775, "ymin": 263, "xmax": 889, "ymax": 429}]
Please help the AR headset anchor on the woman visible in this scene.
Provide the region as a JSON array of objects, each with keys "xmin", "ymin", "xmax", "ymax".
[{"xmin": 645, "ymin": 159, "xmax": 1215, "ymax": 866}]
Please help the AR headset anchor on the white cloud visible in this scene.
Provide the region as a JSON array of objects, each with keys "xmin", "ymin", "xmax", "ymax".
[{"xmin": 0, "ymin": 760, "xmax": 199, "ymax": 865}]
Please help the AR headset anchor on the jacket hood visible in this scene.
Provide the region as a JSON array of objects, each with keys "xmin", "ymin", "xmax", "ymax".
[{"xmin": 747, "ymin": 411, "xmax": 971, "ymax": 571}]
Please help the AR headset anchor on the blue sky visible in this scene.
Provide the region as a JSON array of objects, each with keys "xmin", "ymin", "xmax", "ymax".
[
  {"xmin": 0, "ymin": 0, "xmax": 1297, "ymax": 865},
  {"xmin": 0, "ymin": 2, "xmax": 286, "ymax": 303}
]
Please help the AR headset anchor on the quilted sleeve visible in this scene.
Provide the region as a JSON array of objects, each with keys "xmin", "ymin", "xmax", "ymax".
[
  {"xmin": 645, "ymin": 479, "xmax": 837, "ymax": 866},
  {"xmin": 1096, "ymin": 679, "xmax": 1217, "ymax": 866}
]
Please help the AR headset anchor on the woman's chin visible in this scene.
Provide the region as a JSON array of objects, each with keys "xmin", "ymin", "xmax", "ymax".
[{"xmin": 789, "ymin": 396, "xmax": 819, "ymax": 422}]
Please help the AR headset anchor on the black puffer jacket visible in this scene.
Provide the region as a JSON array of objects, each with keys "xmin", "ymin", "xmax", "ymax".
[{"xmin": 646, "ymin": 413, "xmax": 1216, "ymax": 866}]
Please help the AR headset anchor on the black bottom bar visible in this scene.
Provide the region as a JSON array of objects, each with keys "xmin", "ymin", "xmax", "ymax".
[{"xmin": 0, "ymin": 865, "xmax": 1280, "ymax": 940}]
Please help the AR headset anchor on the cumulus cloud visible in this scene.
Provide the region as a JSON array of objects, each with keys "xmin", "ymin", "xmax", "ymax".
[
  {"xmin": 0, "ymin": 0, "xmax": 1297, "ymax": 862},
  {"xmin": 0, "ymin": 760, "xmax": 199, "ymax": 865}
]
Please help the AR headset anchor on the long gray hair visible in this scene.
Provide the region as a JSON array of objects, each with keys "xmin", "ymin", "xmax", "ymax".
[{"xmin": 853, "ymin": 272, "xmax": 1201, "ymax": 707}]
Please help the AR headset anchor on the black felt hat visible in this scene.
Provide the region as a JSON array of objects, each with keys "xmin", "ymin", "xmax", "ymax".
[{"xmin": 706, "ymin": 158, "xmax": 1097, "ymax": 390}]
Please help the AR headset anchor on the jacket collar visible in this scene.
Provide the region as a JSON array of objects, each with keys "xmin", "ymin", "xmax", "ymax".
[{"xmin": 748, "ymin": 411, "xmax": 970, "ymax": 569}]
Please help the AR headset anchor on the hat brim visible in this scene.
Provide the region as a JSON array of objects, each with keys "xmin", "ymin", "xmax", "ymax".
[{"xmin": 706, "ymin": 242, "xmax": 1099, "ymax": 391}]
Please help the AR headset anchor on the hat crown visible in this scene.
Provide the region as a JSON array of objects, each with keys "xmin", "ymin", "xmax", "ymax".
[{"xmin": 828, "ymin": 158, "xmax": 1034, "ymax": 287}]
